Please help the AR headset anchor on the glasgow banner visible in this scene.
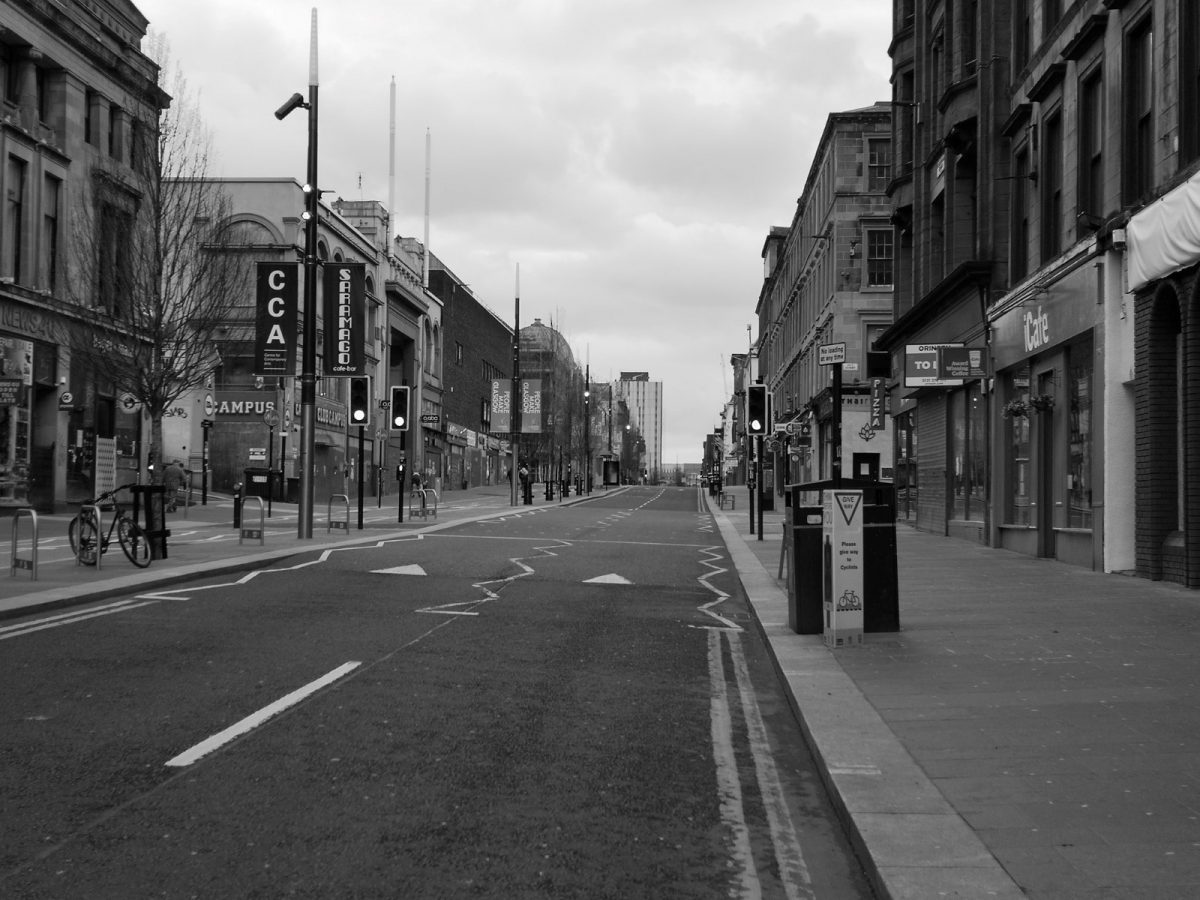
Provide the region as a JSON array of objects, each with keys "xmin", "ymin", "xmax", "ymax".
[{"xmin": 490, "ymin": 378, "xmax": 542, "ymax": 433}]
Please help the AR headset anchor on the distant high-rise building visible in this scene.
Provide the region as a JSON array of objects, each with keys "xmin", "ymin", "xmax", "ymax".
[{"xmin": 615, "ymin": 373, "xmax": 663, "ymax": 483}]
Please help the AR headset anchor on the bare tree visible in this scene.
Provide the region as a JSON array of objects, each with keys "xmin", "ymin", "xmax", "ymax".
[{"xmin": 66, "ymin": 35, "xmax": 247, "ymax": 478}]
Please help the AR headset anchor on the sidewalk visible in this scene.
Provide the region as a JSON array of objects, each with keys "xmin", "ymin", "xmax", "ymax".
[
  {"xmin": 711, "ymin": 493, "xmax": 1200, "ymax": 900},
  {"xmin": 0, "ymin": 481, "xmax": 596, "ymax": 620}
]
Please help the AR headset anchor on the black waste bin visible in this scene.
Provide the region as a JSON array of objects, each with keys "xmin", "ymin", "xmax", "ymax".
[
  {"xmin": 789, "ymin": 504, "xmax": 824, "ymax": 634},
  {"xmin": 129, "ymin": 484, "xmax": 170, "ymax": 561},
  {"xmin": 243, "ymin": 467, "xmax": 273, "ymax": 499}
]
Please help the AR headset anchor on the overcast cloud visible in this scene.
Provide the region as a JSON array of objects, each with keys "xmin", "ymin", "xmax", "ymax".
[{"xmin": 134, "ymin": 0, "xmax": 892, "ymax": 465}]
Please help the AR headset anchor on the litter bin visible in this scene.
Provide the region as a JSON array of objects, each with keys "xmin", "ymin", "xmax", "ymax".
[
  {"xmin": 787, "ymin": 480, "xmax": 900, "ymax": 635},
  {"xmin": 243, "ymin": 467, "xmax": 273, "ymax": 499},
  {"xmin": 129, "ymin": 483, "xmax": 170, "ymax": 561}
]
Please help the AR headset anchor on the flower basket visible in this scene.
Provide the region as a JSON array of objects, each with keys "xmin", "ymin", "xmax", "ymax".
[
  {"xmin": 1002, "ymin": 399, "xmax": 1029, "ymax": 418},
  {"xmin": 1029, "ymin": 393, "xmax": 1055, "ymax": 412}
]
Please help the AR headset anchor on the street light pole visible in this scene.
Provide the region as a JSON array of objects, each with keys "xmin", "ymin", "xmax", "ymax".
[{"xmin": 275, "ymin": 9, "xmax": 321, "ymax": 538}]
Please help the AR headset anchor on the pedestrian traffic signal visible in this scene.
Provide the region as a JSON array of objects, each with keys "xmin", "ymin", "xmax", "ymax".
[
  {"xmin": 746, "ymin": 384, "xmax": 769, "ymax": 436},
  {"xmin": 349, "ymin": 375, "xmax": 371, "ymax": 427},
  {"xmin": 390, "ymin": 385, "xmax": 410, "ymax": 431}
]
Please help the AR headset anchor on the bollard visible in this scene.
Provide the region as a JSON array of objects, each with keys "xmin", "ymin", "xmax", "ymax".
[
  {"xmin": 232, "ymin": 482, "xmax": 244, "ymax": 529},
  {"xmin": 328, "ymin": 494, "xmax": 350, "ymax": 532},
  {"xmin": 239, "ymin": 495, "xmax": 265, "ymax": 545},
  {"xmin": 10, "ymin": 508, "xmax": 38, "ymax": 580}
]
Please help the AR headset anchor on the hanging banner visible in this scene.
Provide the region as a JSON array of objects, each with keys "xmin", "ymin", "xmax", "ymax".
[
  {"xmin": 254, "ymin": 263, "xmax": 298, "ymax": 377},
  {"xmin": 489, "ymin": 379, "xmax": 543, "ymax": 433},
  {"xmin": 322, "ymin": 263, "xmax": 366, "ymax": 376}
]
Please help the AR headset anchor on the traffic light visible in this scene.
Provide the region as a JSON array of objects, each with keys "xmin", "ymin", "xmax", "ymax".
[
  {"xmin": 390, "ymin": 385, "xmax": 410, "ymax": 431},
  {"xmin": 746, "ymin": 384, "xmax": 769, "ymax": 436},
  {"xmin": 348, "ymin": 375, "xmax": 371, "ymax": 427}
]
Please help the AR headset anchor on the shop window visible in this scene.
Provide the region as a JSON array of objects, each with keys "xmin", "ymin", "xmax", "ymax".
[
  {"xmin": 951, "ymin": 383, "xmax": 985, "ymax": 520},
  {"xmin": 1066, "ymin": 339, "xmax": 1093, "ymax": 528},
  {"xmin": 894, "ymin": 409, "xmax": 918, "ymax": 520},
  {"xmin": 1006, "ymin": 364, "xmax": 1032, "ymax": 525}
]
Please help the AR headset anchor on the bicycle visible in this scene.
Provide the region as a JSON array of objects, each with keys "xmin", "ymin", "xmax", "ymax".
[{"xmin": 68, "ymin": 484, "xmax": 152, "ymax": 568}]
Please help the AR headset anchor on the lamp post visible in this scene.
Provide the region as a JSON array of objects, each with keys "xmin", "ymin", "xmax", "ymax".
[
  {"xmin": 275, "ymin": 9, "xmax": 320, "ymax": 538},
  {"xmin": 583, "ymin": 365, "xmax": 591, "ymax": 495}
]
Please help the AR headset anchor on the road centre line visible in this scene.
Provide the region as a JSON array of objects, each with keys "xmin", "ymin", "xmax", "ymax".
[{"xmin": 165, "ymin": 661, "xmax": 362, "ymax": 767}]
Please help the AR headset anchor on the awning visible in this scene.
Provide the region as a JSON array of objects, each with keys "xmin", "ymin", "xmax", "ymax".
[{"xmin": 1128, "ymin": 169, "xmax": 1200, "ymax": 292}]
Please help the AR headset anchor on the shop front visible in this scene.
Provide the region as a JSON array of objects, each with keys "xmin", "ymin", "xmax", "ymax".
[{"xmin": 990, "ymin": 254, "xmax": 1102, "ymax": 569}]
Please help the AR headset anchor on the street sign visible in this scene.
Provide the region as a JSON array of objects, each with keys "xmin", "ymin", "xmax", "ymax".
[
  {"xmin": 200, "ymin": 418, "xmax": 214, "ymax": 429},
  {"xmin": 420, "ymin": 413, "xmax": 440, "ymax": 424},
  {"xmin": 263, "ymin": 409, "xmax": 280, "ymax": 428},
  {"xmin": 818, "ymin": 342, "xmax": 847, "ymax": 365}
]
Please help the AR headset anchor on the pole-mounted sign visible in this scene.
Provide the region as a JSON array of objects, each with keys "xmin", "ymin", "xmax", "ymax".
[
  {"xmin": 254, "ymin": 263, "xmax": 298, "ymax": 377},
  {"xmin": 322, "ymin": 263, "xmax": 366, "ymax": 376}
]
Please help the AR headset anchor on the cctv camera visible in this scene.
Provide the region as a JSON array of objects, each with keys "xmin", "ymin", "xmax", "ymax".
[{"xmin": 274, "ymin": 92, "xmax": 306, "ymax": 120}]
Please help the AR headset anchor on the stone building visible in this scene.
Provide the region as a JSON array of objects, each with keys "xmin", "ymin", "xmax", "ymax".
[{"xmin": 0, "ymin": 0, "xmax": 166, "ymax": 510}]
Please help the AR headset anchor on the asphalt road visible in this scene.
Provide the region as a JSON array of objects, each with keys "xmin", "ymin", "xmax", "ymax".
[{"xmin": 1, "ymin": 486, "xmax": 874, "ymax": 899}]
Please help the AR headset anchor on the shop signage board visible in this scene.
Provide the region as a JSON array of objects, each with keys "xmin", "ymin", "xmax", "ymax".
[
  {"xmin": 938, "ymin": 346, "xmax": 987, "ymax": 379},
  {"xmin": 823, "ymin": 489, "xmax": 864, "ymax": 648}
]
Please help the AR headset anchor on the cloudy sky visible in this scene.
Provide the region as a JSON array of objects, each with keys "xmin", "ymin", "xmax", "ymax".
[{"xmin": 134, "ymin": 0, "xmax": 892, "ymax": 465}]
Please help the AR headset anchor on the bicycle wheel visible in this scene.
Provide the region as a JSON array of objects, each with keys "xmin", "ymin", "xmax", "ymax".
[
  {"xmin": 68, "ymin": 515, "xmax": 99, "ymax": 566},
  {"xmin": 117, "ymin": 516, "xmax": 152, "ymax": 568}
]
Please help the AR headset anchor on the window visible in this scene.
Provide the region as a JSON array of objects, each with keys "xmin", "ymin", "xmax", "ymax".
[
  {"xmin": 1124, "ymin": 17, "xmax": 1154, "ymax": 203},
  {"xmin": 455, "ymin": 341, "xmax": 464, "ymax": 366},
  {"xmin": 1183, "ymin": 3, "xmax": 1200, "ymax": 164},
  {"xmin": 961, "ymin": 0, "xmax": 978, "ymax": 77},
  {"xmin": 866, "ymin": 229, "xmax": 894, "ymax": 286},
  {"xmin": 6, "ymin": 155, "xmax": 26, "ymax": 283},
  {"xmin": 1043, "ymin": 0, "xmax": 1062, "ymax": 42},
  {"xmin": 98, "ymin": 203, "xmax": 132, "ymax": 316},
  {"xmin": 1011, "ymin": 147, "xmax": 1030, "ymax": 280},
  {"xmin": 1078, "ymin": 66, "xmax": 1104, "ymax": 230},
  {"xmin": 1040, "ymin": 109, "xmax": 1063, "ymax": 261},
  {"xmin": 108, "ymin": 104, "xmax": 120, "ymax": 158},
  {"xmin": 867, "ymin": 138, "xmax": 891, "ymax": 191},
  {"xmin": 41, "ymin": 175, "xmax": 59, "ymax": 293},
  {"xmin": 84, "ymin": 90, "xmax": 96, "ymax": 145},
  {"xmin": 1013, "ymin": 0, "xmax": 1031, "ymax": 71}
]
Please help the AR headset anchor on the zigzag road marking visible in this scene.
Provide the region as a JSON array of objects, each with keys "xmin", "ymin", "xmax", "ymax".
[
  {"xmin": 694, "ymin": 545, "xmax": 741, "ymax": 631},
  {"xmin": 420, "ymin": 539, "xmax": 571, "ymax": 616}
]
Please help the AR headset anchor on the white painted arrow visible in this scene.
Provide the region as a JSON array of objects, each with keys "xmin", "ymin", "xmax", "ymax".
[
  {"xmin": 583, "ymin": 574, "xmax": 633, "ymax": 585},
  {"xmin": 372, "ymin": 564, "xmax": 427, "ymax": 576}
]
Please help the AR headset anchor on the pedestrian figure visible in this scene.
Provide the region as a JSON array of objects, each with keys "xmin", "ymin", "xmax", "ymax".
[{"xmin": 163, "ymin": 459, "xmax": 185, "ymax": 512}]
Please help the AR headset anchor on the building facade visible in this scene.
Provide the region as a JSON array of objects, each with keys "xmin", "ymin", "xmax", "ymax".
[
  {"xmin": 428, "ymin": 255, "xmax": 512, "ymax": 490},
  {"xmin": 0, "ymin": 1, "xmax": 167, "ymax": 511},
  {"xmin": 614, "ymin": 372, "xmax": 662, "ymax": 484},
  {"xmin": 876, "ymin": 0, "xmax": 1200, "ymax": 586},
  {"xmin": 756, "ymin": 103, "xmax": 896, "ymax": 502}
]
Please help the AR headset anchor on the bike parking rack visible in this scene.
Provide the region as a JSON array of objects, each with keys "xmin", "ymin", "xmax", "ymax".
[
  {"xmin": 327, "ymin": 494, "xmax": 350, "ymax": 533},
  {"xmin": 408, "ymin": 488, "xmax": 438, "ymax": 520},
  {"xmin": 10, "ymin": 508, "xmax": 38, "ymax": 580},
  {"xmin": 239, "ymin": 495, "xmax": 265, "ymax": 545},
  {"xmin": 76, "ymin": 504, "xmax": 102, "ymax": 569}
]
